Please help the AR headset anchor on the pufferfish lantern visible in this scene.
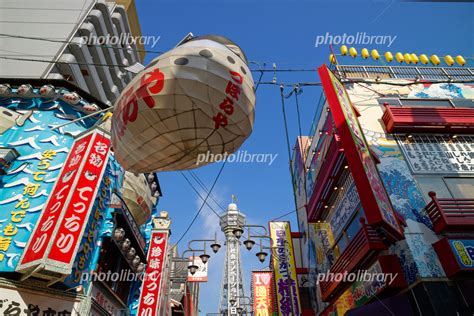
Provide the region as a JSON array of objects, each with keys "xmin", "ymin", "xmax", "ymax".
[{"xmin": 112, "ymin": 35, "xmax": 256, "ymax": 173}]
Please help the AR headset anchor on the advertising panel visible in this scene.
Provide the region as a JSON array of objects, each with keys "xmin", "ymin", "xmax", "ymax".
[
  {"xmin": 47, "ymin": 131, "xmax": 111, "ymax": 273},
  {"xmin": 269, "ymin": 221, "xmax": 302, "ymax": 316},
  {"xmin": 17, "ymin": 130, "xmax": 110, "ymax": 276},
  {"xmin": 252, "ymin": 271, "xmax": 274, "ymax": 316},
  {"xmin": 450, "ymin": 239, "xmax": 474, "ymax": 269},
  {"xmin": 64, "ymin": 161, "xmax": 114, "ymax": 289},
  {"xmin": 318, "ymin": 65, "xmax": 402, "ymax": 239},
  {"xmin": 137, "ymin": 230, "xmax": 169, "ymax": 316},
  {"xmin": 0, "ymin": 280, "xmax": 87, "ymax": 315},
  {"xmin": 187, "ymin": 256, "xmax": 208, "ymax": 282},
  {"xmin": 397, "ymin": 134, "xmax": 474, "ymax": 174},
  {"xmin": 17, "ymin": 132, "xmax": 94, "ymax": 271}
]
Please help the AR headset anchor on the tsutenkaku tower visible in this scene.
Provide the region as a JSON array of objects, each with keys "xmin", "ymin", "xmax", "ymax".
[{"xmin": 218, "ymin": 201, "xmax": 246, "ymax": 315}]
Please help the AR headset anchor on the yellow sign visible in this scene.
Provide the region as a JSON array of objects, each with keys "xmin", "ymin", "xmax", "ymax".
[{"xmin": 270, "ymin": 222, "xmax": 302, "ymax": 316}]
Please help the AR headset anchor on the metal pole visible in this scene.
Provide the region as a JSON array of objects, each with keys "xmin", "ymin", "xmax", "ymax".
[{"xmin": 50, "ymin": 105, "xmax": 113, "ymax": 130}]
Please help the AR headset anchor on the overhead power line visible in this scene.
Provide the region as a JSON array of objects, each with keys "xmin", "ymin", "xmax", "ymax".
[
  {"xmin": 180, "ymin": 171, "xmax": 224, "ymax": 218},
  {"xmin": 174, "ymin": 160, "xmax": 227, "ymax": 246}
]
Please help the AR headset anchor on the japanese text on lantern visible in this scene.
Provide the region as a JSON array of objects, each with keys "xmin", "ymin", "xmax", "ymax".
[
  {"xmin": 114, "ymin": 68, "xmax": 165, "ymax": 139},
  {"xmin": 212, "ymin": 71, "xmax": 243, "ymax": 129},
  {"xmin": 252, "ymin": 271, "xmax": 274, "ymax": 316},
  {"xmin": 0, "ymin": 149, "xmax": 57, "ymax": 262},
  {"xmin": 18, "ymin": 134, "xmax": 94, "ymax": 267},
  {"xmin": 48, "ymin": 134, "xmax": 111, "ymax": 266},
  {"xmin": 137, "ymin": 231, "xmax": 168, "ymax": 316}
]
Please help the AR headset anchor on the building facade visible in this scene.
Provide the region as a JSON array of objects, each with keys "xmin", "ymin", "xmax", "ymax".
[
  {"xmin": 0, "ymin": 80, "xmax": 161, "ymax": 315},
  {"xmin": 291, "ymin": 64, "xmax": 474, "ymax": 315},
  {"xmin": 0, "ymin": 0, "xmax": 144, "ymax": 106}
]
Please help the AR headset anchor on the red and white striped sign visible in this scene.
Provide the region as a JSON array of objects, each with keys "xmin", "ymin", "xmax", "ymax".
[
  {"xmin": 17, "ymin": 130, "xmax": 110, "ymax": 275},
  {"xmin": 47, "ymin": 132, "xmax": 110, "ymax": 269},
  {"xmin": 137, "ymin": 230, "xmax": 168, "ymax": 316}
]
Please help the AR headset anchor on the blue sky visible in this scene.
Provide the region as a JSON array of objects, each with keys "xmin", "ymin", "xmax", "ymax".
[{"xmin": 135, "ymin": 1, "xmax": 473, "ymax": 314}]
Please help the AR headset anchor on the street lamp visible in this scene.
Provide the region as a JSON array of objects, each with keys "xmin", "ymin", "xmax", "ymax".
[
  {"xmin": 188, "ymin": 263, "xmax": 199, "ymax": 275},
  {"xmin": 181, "ymin": 234, "xmax": 223, "ymax": 275},
  {"xmin": 200, "ymin": 253, "xmax": 211, "ymax": 264},
  {"xmin": 243, "ymin": 228, "xmax": 255, "ymax": 251},
  {"xmin": 243, "ymin": 239, "xmax": 255, "ymax": 251},
  {"xmin": 232, "ymin": 228, "xmax": 244, "ymax": 239},
  {"xmin": 210, "ymin": 242, "xmax": 222, "ymax": 253},
  {"xmin": 255, "ymin": 250, "xmax": 268, "ymax": 263}
]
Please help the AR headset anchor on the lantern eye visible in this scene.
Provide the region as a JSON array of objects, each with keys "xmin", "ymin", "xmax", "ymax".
[
  {"xmin": 227, "ymin": 56, "xmax": 235, "ymax": 64},
  {"xmin": 199, "ymin": 49, "xmax": 213, "ymax": 58},
  {"xmin": 174, "ymin": 57, "xmax": 188, "ymax": 65},
  {"xmin": 240, "ymin": 66, "xmax": 247, "ymax": 75}
]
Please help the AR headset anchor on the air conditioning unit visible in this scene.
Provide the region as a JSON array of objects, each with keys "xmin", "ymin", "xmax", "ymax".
[{"xmin": 0, "ymin": 147, "xmax": 19, "ymax": 175}]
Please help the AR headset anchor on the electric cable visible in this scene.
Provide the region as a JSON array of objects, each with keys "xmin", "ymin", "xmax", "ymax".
[
  {"xmin": 279, "ymin": 84, "xmax": 300, "ymax": 218},
  {"xmin": 174, "ymin": 160, "xmax": 227, "ymax": 246},
  {"xmin": 180, "ymin": 171, "xmax": 223, "ymax": 218},
  {"xmin": 188, "ymin": 170, "xmax": 227, "ymax": 212}
]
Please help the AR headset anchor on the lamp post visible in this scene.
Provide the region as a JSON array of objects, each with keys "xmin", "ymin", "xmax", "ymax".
[{"xmin": 166, "ymin": 236, "xmax": 222, "ymax": 316}]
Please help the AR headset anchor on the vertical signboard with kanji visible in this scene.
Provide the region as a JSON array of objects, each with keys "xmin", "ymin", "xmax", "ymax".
[
  {"xmin": 269, "ymin": 222, "xmax": 302, "ymax": 316},
  {"xmin": 252, "ymin": 271, "xmax": 275, "ymax": 316},
  {"xmin": 318, "ymin": 65, "xmax": 402, "ymax": 240},
  {"xmin": 16, "ymin": 129, "xmax": 111, "ymax": 276},
  {"xmin": 137, "ymin": 230, "xmax": 168, "ymax": 316}
]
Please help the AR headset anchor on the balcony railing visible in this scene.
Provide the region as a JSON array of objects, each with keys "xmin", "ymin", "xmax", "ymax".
[
  {"xmin": 425, "ymin": 191, "xmax": 474, "ymax": 234},
  {"xmin": 336, "ymin": 65, "xmax": 474, "ymax": 82},
  {"xmin": 382, "ymin": 105, "xmax": 474, "ymax": 133},
  {"xmin": 306, "ymin": 135, "xmax": 345, "ymax": 221},
  {"xmin": 320, "ymin": 218, "xmax": 388, "ymax": 302}
]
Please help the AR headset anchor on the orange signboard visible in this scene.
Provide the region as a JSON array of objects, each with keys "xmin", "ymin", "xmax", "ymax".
[{"xmin": 252, "ymin": 271, "xmax": 274, "ymax": 316}]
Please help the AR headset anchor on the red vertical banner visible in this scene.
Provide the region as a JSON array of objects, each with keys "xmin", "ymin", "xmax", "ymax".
[
  {"xmin": 318, "ymin": 65, "xmax": 402, "ymax": 239},
  {"xmin": 17, "ymin": 130, "xmax": 111, "ymax": 275},
  {"xmin": 252, "ymin": 271, "xmax": 274, "ymax": 316},
  {"xmin": 17, "ymin": 133, "xmax": 94, "ymax": 270},
  {"xmin": 47, "ymin": 132, "xmax": 111, "ymax": 272},
  {"xmin": 137, "ymin": 230, "xmax": 169, "ymax": 316}
]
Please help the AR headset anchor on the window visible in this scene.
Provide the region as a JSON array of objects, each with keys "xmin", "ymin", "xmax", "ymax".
[
  {"xmin": 452, "ymin": 99, "xmax": 474, "ymax": 109},
  {"xmin": 331, "ymin": 209, "xmax": 362, "ymax": 259},
  {"xmin": 399, "ymin": 99, "xmax": 453, "ymax": 108},
  {"xmin": 378, "ymin": 97, "xmax": 454, "ymax": 108},
  {"xmin": 416, "ymin": 175, "xmax": 474, "ymax": 202},
  {"xmin": 444, "ymin": 177, "xmax": 474, "ymax": 199}
]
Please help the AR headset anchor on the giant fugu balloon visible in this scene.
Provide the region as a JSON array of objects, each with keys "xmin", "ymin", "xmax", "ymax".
[{"xmin": 112, "ymin": 35, "xmax": 256, "ymax": 173}]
